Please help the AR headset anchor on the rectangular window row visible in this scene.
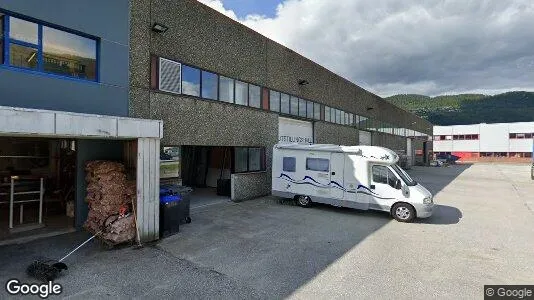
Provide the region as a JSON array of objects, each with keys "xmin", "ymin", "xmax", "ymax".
[
  {"xmin": 156, "ymin": 56, "xmax": 428, "ymax": 138},
  {"xmin": 434, "ymin": 134, "xmax": 479, "ymax": 141},
  {"xmin": 234, "ymin": 147, "xmax": 266, "ymax": 173},
  {"xmin": 509, "ymin": 133, "xmax": 533, "ymax": 139},
  {"xmin": 282, "ymin": 157, "xmax": 331, "ymax": 173},
  {"xmin": 0, "ymin": 12, "xmax": 98, "ymax": 81}
]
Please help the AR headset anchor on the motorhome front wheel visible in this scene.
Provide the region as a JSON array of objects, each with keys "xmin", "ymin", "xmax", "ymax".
[{"xmin": 392, "ymin": 203, "xmax": 415, "ymax": 222}]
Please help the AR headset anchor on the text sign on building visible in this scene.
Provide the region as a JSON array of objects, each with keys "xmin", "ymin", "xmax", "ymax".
[{"xmin": 278, "ymin": 117, "xmax": 313, "ymax": 144}]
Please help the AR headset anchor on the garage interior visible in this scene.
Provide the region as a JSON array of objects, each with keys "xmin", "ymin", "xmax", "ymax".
[
  {"xmin": 179, "ymin": 146, "xmax": 232, "ymax": 208},
  {"xmin": 0, "ymin": 137, "xmax": 77, "ymax": 241}
]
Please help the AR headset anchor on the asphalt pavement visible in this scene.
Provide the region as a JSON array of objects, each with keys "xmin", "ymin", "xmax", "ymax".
[{"xmin": 0, "ymin": 163, "xmax": 532, "ymax": 299}]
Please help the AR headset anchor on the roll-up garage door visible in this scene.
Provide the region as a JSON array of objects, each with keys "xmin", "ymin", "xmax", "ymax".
[
  {"xmin": 359, "ymin": 130, "xmax": 372, "ymax": 146},
  {"xmin": 278, "ymin": 117, "xmax": 313, "ymax": 144}
]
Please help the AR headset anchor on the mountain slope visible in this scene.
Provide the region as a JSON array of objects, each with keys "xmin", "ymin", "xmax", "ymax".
[{"xmin": 385, "ymin": 91, "xmax": 534, "ymax": 125}]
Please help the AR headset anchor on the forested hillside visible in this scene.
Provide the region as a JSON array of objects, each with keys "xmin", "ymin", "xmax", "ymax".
[{"xmin": 385, "ymin": 92, "xmax": 534, "ymax": 125}]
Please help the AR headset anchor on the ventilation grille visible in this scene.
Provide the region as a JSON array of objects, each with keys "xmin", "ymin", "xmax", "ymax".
[{"xmin": 159, "ymin": 58, "xmax": 181, "ymax": 94}]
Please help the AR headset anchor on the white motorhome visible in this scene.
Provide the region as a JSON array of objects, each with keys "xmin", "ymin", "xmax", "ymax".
[{"xmin": 272, "ymin": 143, "xmax": 434, "ymax": 222}]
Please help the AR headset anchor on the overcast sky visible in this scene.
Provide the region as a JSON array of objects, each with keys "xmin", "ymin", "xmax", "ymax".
[{"xmin": 197, "ymin": 0, "xmax": 534, "ymax": 97}]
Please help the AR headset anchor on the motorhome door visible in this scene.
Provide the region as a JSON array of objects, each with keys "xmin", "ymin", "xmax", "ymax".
[
  {"xmin": 330, "ymin": 153, "xmax": 345, "ymax": 199},
  {"xmin": 370, "ymin": 165, "xmax": 401, "ymax": 210}
]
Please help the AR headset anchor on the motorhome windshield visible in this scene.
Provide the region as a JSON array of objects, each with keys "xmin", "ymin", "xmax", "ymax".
[{"xmin": 392, "ymin": 164, "xmax": 417, "ymax": 186}]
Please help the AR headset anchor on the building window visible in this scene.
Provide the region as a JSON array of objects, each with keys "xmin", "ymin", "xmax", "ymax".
[
  {"xmin": 10, "ymin": 43, "xmax": 37, "ymax": 69},
  {"xmin": 249, "ymin": 84, "xmax": 261, "ymax": 108},
  {"xmin": 234, "ymin": 148, "xmax": 248, "ymax": 173},
  {"xmin": 306, "ymin": 158, "xmax": 329, "ymax": 172},
  {"xmin": 234, "ymin": 147, "xmax": 265, "ymax": 173},
  {"xmin": 219, "ymin": 76, "xmax": 234, "ymax": 103},
  {"xmin": 324, "ymin": 106, "xmax": 331, "ymax": 122},
  {"xmin": 9, "ymin": 17, "xmax": 37, "ymax": 44},
  {"xmin": 336, "ymin": 109, "xmax": 342, "ymax": 125},
  {"xmin": 2, "ymin": 14, "xmax": 98, "ymax": 81},
  {"xmin": 42, "ymin": 26, "xmax": 97, "ymax": 80},
  {"xmin": 509, "ymin": 133, "xmax": 516, "ymax": 139},
  {"xmin": 283, "ymin": 157, "xmax": 296, "ymax": 172},
  {"xmin": 201, "ymin": 71, "xmax": 218, "ymax": 100},
  {"xmin": 0, "ymin": 14, "xmax": 4, "ymax": 64},
  {"xmin": 248, "ymin": 148, "xmax": 262, "ymax": 171},
  {"xmin": 290, "ymin": 96, "xmax": 299, "ymax": 116},
  {"xmin": 299, "ymin": 98, "xmax": 307, "ymax": 118},
  {"xmin": 349, "ymin": 113, "xmax": 354, "ymax": 126},
  {"xmin": 331, "ymin": 108, "xmax": 336, "ymax": 123},
  {"xmin": 280, "ymin": 93, "xmax": 290, "ymax": 114},
  {"xmin": 269, "ymin": 90, "xmax": 280, "ymax": 112},
  {"xmin": 314, "ymin": 103, "xmax": 321, "ymax": 120},
  {"xmin": 306, "ymin": 101, "xmax": 314, "ymax": 119},
  {"xmin": 181, "ymin": 65, "xmax": 200, "ymax": 96},
  {"xmin": 235, "ymin": 80, "xmax": 248, "ymax": 105}
]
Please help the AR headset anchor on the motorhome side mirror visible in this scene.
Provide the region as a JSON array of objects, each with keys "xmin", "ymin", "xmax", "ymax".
[{"xmin": 395, "ymin": 179, "xmax": 402, "ymax": 189}]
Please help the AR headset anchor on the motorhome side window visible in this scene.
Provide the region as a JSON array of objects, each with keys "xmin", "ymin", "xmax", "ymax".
[
  {"xmin": 306, "ymin": 158, "xmax": 329, "ymax": 172},
  {"xmin": 372, "ymin": 165, "xmax": 397, "ymax": 188},
  {"xmin": 283, "ymin": 157, "xmax": 296, "ymax": 172}
]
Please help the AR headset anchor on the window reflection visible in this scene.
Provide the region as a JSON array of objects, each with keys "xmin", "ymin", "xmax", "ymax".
[
  {"xmin": 234, "ymin": 148, "xmax": 248, "ymax": 173},
  {"xmin": 0, "ymin": 14, "xmax": 4, "ymax": 64},
  {"xmin": 42, "ymin": 26, "xmax": 97, "ymax": 80},
  {"xmin": 299, "ymin": 98, "xmax": 307, "ymax": 117},
  {"xmin": 219, "ymin": 76, "xmax": 234, "ymax": 103},
  {"xmin": 314, "ymin": 103, "xmax": 321, "ymax": 120},
  {"xmin": 280, "ymin": 93, "xmax": 290, "ymax": 114},
  {"xmin": 10, "ymin": 44, "xmax": 37, "ymax": 69},
  {"xmin": 9, "ymin": 17, "xmax": 38, "ymax": 44},
  {"xmin": 306, "ymin": 101, "xmax": 313, "ymax": 119},
  {"xmin": 331, "ymin": 108, "xmax": 336, "ymax": 123},
  {"xmin": 181, "ymin": 65, "xmax": 200, "ymax": 96},
  {"xmin": 249, "ymin": 84, "xmax": 261, "ymax": 108},
  {"xmin": 235, "ymin": 80, "xmax": 248, "ymax": 105},
  {"xmin": 201, "ymin": 71, "xmax": 217, "ymax": 100},
  {"xmin": 248, "ymin": 148, "xmax": 261, "ymax": 171},
  {"xmin": 290, "ymin": 96, "xmax": 299, "ymax": 116},
  {"xmin": 325, "ymin": 106, "xmax": 331, "ymax": 122},
  {"xmin": 269, "ymin": 90, "xmax": 280, "ymax": 112}
]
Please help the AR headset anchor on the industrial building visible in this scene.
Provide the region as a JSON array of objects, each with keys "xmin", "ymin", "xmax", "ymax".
[
  {"xmin": 129, "ymin": 0, "xmax": 433, "ymax": 203},
  {"xmin": 433, "ymin": 122, "xmax": 534, "ymax": 162},
  {"xmin": 0, "ymin": 0, "xmax": 432, "ymax": 243}
]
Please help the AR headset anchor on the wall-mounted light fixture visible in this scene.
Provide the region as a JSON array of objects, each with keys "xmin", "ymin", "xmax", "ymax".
[
  {"xmin": 366, "ymin": 107, "xmax": 374, "ymax": 111},
  {"xmin": 298, "ymin": 79, "xmax": 309, "ymax": 86},
  {"xmin": 152, "ymin": 23, "xmax": 169, "ymax": 33}
]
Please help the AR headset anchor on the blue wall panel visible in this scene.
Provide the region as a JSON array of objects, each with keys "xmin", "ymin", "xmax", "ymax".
[{"xmin": 0, "ymin": 0, "xmax": 129, "ymax": 116}]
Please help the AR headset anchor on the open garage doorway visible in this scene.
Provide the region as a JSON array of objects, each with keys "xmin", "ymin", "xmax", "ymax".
[
  {"xmin": 0, "ymin": 137, "xmax": 77, "ymax": 242},
  {"xmin": 180, "ymin": 146, "xmax": 232, "ymax": 208}
]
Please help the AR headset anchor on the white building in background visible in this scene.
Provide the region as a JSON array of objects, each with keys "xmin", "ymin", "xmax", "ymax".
[{"xmin": 433, "ymin": 122, "xmax": 534, "ymax": 162}]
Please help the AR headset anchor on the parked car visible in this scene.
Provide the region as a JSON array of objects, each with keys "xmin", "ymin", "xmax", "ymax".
[{"xmin": 436, "ymin": 153, "xmax": 460, "ymax": 164}]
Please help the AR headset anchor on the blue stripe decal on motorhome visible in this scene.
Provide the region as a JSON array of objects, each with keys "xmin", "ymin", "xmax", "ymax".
[{"xmin": 278, "ymin": 174, "xmax": 380, "ymax": 196}]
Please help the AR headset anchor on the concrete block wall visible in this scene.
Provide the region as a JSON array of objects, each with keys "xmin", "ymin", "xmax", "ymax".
[
  {"xmin": 314, "ymin": 122, "xmax": 359, "ymax": 146},
  {"xmin": 128, "ymin": 0, "xmax": 432, "ymax": 200}
]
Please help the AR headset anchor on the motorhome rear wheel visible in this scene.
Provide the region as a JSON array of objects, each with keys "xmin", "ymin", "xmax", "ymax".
[{"xmin": 296, "ymin": 195, "xmax": 312, "ymax": 207}]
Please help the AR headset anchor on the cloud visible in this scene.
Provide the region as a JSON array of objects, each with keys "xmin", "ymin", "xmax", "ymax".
[{"xmin": 197, "ymin": 0, "xmax": 534, "ymax": 97}]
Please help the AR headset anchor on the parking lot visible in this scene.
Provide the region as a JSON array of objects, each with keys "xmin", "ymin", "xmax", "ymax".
[{"xmin": 0, "ymin": 164, "xmax": 533, "ymax": 299}]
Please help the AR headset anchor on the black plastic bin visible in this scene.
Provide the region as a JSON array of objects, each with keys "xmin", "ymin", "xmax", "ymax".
[
  {"xmin": 160, "ymin": 185, "xmax": 192, "ymax": 226},
  {"xmin": 159, "ymin": 194, "xmax": 181, "ymax": 238}
]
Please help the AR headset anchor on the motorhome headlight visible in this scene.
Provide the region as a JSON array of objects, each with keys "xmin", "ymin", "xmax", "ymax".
[{"xmin": 423, "ymin": 197, "xmax": 433, "ymax": 204}]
